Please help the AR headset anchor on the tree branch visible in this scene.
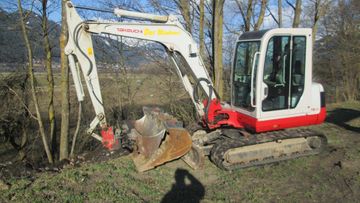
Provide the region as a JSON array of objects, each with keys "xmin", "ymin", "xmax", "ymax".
[
  {"xmin": 266, "ymin": 4, "xmax": 279, "ymax": 26},
  {"xmin": 285, "ymin": 0, "xmax": 296, "ymax": 10},
  {"xmin": 235, "ymin": 0, "xmax": 247, "ymax": 26},
  {"xmin": 6, "ymin": 86, "xmax": 38, "ymax": 121}
]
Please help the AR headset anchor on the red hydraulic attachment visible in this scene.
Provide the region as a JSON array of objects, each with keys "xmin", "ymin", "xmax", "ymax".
[
  {"xmin": 202, "ymin": 98, "xmax": 244, "ymax": 130},
  {"xmin": 100, "ymin": 127, "xmax": 118, "ymax": 150}
]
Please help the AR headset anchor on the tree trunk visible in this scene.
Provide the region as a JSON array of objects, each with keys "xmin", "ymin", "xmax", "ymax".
[
  {"xmin": 278, "ymin": 0, "xmax": 282, "ymax": 28},
  {"xmin": 60, "ymin": 0, "xmax": 70, "ymax": 161},
  {"xmin": 312, "ymin": 22, "xmax": 319, "ymax": 43},
  {"xmin": 293, "ymin": 0, "xmax": 302, "ymax": 28},
  {"xmin": 17, "ymin": 0, "xmax": 53, "ymax": 164},
  {"xmin": 178, "ymin": 0, "xmax": 192, "ymax": 34},
  {"xmin": 42, "ymin": 0, "xmax": 56, "ymax": 154},
  {"xmin": 254, "ymin": 0, "xmax": 267, "ymax": 31},
  {"xmin": 199, "ymin": 0, "xmax": 205, "ymax": 57},
  {"xmin": 70, "ymin": 102, "xmax": 82, "ymax": 158},
  {"xmin": 212, "ymin": 0, "xmax": 225, "ymax": 98},
  {"xmin": 312, "ymin": 0, "xmax": 329, "ymax": 43},
  {"xmin": 17, "ymin": 129, "xmax": 27, "ymax": 160},
  {"xmin": 245, "ymin": 0, "xmax": 254, "ymax": 31}
]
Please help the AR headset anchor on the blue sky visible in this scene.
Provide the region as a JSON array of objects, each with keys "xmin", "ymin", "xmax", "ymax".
[
  {"xmin": 0, "ymin": 0, "xmax": 303, "ymax": 41},
  {"xmin": 0, "ymin": 0, "xmax": 315, "ymax": 64},
  {"xmin": 0, "ymin": 0, "xmax": 296, "ymax": 29},
  {"xmin": 0, "ymin": 0, "xmax": 102, "ymax": 22}
]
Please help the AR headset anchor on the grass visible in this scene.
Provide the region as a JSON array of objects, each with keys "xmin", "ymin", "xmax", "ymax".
[
  {"xmin": 1, "ymin": 71, "xmax": 359, "ymax": 202},
  {"xmin": 1, "ymin": 101, "xmax": 359, "ymax": 202}
]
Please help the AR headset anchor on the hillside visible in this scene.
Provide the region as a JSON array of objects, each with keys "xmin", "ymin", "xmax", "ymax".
[
  {"xmin": 0, "ymin": 9, "xmax": 59, "ymax": 63},
  {"xmin": 0, "ymin": 9, "xmax": 155, "ymax": 69}
]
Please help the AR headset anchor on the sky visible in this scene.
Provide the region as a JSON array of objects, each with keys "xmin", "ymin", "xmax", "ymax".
[
  {"xmin": 0, "ymin": 0, "xmax": 304, "ymax": 47},
  {"xmin": 0, "ymin": 0, "xmax": 102, "ymax": 22},
  {"xmin": 0, "ymin": 0, "xmax": 304, "ymax": 62},
  {"xmin": 0, "ymin": 0, "xmax": 294, "ymax": 28}
]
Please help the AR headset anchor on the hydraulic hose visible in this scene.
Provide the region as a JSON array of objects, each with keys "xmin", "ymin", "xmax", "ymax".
[{"xmin": 73, "ymin": 21, "xmax": 103, "ymax": 105}]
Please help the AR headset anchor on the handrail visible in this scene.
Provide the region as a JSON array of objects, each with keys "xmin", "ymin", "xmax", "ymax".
[
  {"xmin": 282, "ymin": 54, "xmax": 287, "ymax": 83},
  {"xmin": 250, "ymin": 51, "xmax": 260, "ymax": 107}
]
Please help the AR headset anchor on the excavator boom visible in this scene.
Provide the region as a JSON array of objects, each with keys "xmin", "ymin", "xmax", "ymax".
[{"xmin": 64, "ymin": 1, "xmax": 213, "ymax": 171}]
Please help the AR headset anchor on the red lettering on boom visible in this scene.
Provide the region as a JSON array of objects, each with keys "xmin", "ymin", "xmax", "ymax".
[{"xmin": 117, "ymin": 28, "xmax": 143, "ymax": 33}]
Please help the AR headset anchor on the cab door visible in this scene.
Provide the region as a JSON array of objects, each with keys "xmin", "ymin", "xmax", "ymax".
[
  {"xmin": 231, "ymin": 40, "xmax": 260, "ymax": 118},
  {"xmin": 260, "ymin": 34, "xmax": 308, "ymax": 120}
]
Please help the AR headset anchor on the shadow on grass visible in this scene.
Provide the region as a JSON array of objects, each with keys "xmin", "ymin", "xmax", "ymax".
[
  {"xmin": 161, "ymin": 168, "xmax": 205, "ymax": 203},
  {"xmin": 326, "ymin": 108, "xmax": 360, "ymax": 133}
]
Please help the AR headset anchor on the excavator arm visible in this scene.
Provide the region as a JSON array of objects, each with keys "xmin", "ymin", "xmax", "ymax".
[
  {"xmin": 65, "ymin": 1, "xmax": 215, "ymax": 136},
  {"xmin": 64, "ymin": 1, "xmax": 215, "ymax": 171}
]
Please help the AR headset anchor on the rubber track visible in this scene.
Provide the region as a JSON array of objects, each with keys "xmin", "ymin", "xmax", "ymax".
[{"xmin": 210, "ymin": 128, "xmax": 327, "ymax": 171}]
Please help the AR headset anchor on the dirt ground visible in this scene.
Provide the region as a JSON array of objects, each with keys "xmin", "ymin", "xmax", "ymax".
[{"xmin": 0, "ymin": 102, "xmax": 359, "ymax": 202}]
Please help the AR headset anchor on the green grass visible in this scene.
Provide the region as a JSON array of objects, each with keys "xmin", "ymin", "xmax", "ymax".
[{"xmin": 1, "ymin": 96, "xmax": 359, "ymax": 202}]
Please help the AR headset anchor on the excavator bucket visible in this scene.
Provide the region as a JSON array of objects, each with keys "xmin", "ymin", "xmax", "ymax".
[{"xmin": 130, "ymin": 107, "xmax": 192, "ymax": 172}]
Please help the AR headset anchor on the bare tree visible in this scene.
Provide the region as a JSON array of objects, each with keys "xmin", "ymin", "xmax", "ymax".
[
  {"xmin": 199, "ymin": 0, "xmax": 205, "ymax": 56},
  {"xmin": 293, "ymin": 0, "xmax": 302, "ymax": 27},
  {"xmin": 147, "ymin": 0, "xmax": 194, "ymax": 34},
  {"xmin": 254, "ymin": 0, "xmax": 267, "ymax": 31},
  {"xmin": 212, "ymin": 0, "xmax": 225, "ymax": 97},
  {"xmin": 314, "ymin": 0, "xmax": 359, "ymax": 102},
  {"xmin": 286, "ymin": 0, "xmax": 302, "ymax": 27},
  {"xmin": 1, "ymin": 73, "xmax": 29, "ymax": 161},
  {"xmin": 174, "ymin": 0, "xmax": 192, "ymax": 33},
  {"xmin": 278, "ymin": 0, "xmax": 282, "ymax": 27},
  {"xmin": 60, "ymin": 0, "xmax": 70, "ymax": 161},
  {"xmin": 17, "ymin": 0, "xmax": 53, "ymax": 163},
  {"xmin": 265, "ymin": 1, "xmax": 280, "ymax": 27},
  {"xmin": 40, "ymin": 0, "xmax": 56, "ymax": 155},
  {"xmin": 235, "ymin": 0, "xmax": 268, "ymax": 31},
  {"xmin": 235, "ymin": 0, "xmax": 252, "ymax": 31},
  {"xmin": 311, "ymin": 0, "xmax": 330, "ymax": 42}
]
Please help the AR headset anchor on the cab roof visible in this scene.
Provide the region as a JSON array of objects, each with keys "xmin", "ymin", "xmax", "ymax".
[{"xmin": 238, "ymin": 29, "xmax": 269, "ymax": 40}]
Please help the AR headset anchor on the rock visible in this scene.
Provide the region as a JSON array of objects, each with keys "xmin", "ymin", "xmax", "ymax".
[
  {"xmin": 0, "ymin": 179, "xmax": 10, "ymax": 190},
  {"xmin": 77, "ymin": 155, "xmax": 85, "ymax": 161},
  {"xmin": 52, "ymin": 167, "xmax": 60, "ymax": 172},
  {"xmin": 334, "ymin": 161, "xmax": 342, "ymax": 169}
]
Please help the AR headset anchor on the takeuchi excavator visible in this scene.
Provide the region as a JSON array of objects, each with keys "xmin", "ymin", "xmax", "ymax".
[{"xmin": 64, "ymin": 1, "xmax": 327, "ymax": 172}]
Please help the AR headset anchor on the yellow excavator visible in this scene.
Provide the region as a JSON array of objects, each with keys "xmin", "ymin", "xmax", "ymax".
[{"xmin": 65, "ymin": 1, "xmax": 327, "ymax": 172}]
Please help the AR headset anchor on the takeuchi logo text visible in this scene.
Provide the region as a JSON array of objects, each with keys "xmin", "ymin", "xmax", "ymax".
[
  {"xmin": 117, "ymin": 27, "xmax": 180, "ymax": 36},
  {"xmin": 117, "ymin": 28, "xmax": 143, "ymax": 33}
]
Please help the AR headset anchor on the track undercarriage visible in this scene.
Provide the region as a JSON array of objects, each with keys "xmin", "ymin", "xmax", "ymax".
[
  {"xmin": 186, "ymin": 128, "xmax": 327, "ymax": 171},
  {"xmin": 120, "ymin": 107, "xmax": 327, "ymax": 172}
]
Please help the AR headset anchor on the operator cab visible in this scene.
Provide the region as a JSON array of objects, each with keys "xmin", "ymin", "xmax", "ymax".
[{"xmin": 230, "ymin": 28, "xmax": 325, "ymax": 132}]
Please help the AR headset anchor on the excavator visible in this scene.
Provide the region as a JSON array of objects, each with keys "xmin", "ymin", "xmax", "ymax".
[{"xmin": 64, "ymin": 1, "xmax": 327, "ymax": 172}]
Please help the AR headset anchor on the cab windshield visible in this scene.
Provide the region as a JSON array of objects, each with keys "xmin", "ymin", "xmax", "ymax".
[{"xmin": 232, "ymin": 41, "xmax": 260, "ymax": 111}]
